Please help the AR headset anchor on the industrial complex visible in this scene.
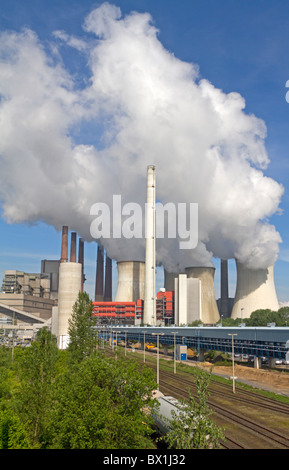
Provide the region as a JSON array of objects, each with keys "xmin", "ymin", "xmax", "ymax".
[{"xmin": 0, "ymin": 165, "xmax": 288, "ymax": 366}]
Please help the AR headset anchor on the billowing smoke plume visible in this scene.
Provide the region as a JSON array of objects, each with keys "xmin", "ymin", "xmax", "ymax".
[{"xmin": 0, "ymin": 3, "xmax": 283, "ymax": 271}]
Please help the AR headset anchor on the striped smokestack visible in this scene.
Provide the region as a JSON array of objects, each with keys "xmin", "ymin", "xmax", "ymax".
[
  {"xmin": 95, "ymin": 245, "xmax": 104, "ymax": 301},
  {"xmin": 60, "ymin": 226, "xmax": 68, "ymax": 263}
]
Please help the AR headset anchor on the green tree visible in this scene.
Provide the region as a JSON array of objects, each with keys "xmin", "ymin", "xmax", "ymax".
[
  {"xmin": 163, "ymin": 369, "xmax": 224, "ymax": 449},
  {"xmin": 217, "ymin": 317, "xmax": 241, "ymax": 327},
  {"xmin": 278, "ymin": 307, "xmax": 289, "ymax": 325},
  {"xmin": 14, "ymin": 327, "xmax": 59, "ymax": 447},
  {"xmin": 0, "ymin": 346, "xmax": 15, "ymax": 401},
  {"xmin": 67, "ymin": 292, "xmax": 98, "ymax": 361},
  {"xmin": 47, "ymin": 353, "xmax": 157, "ymax": 449},
  {"xmin": 0, "ymin": 408, "xmax": 32, "ymax": 449}
]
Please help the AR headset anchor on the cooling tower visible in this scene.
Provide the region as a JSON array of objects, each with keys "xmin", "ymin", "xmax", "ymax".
[
  {"xmin": 143, "ymin": 165, "xmax": 156, "ymax": 325},
  {"xmin": 231, "ymin": 261, "xmax": 279, "ymax": 319},
  {"xmin": 57, "ymin": 227, "xmax": 82, "ymax": 348},
  {"xmin": 95, "ymin": 245, "xmax": 104, "ymax": 301},
  {"xmin": 57, "ymin": 261, "xmax": 82, "ymax": 349},
  {"xmin": 115, "ymin": 261, "xmax": 145, "ymax": 302},
  {"xmin": 185, "ymin": 267, "xmax": 220, "ymax": 324}
]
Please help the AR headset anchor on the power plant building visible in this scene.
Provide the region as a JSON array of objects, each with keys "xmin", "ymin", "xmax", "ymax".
[
  {"xmin": 41, "ymin": 260, "xmax": 60, "ymax": 300},
  {"xmin": 0, "ymin": 270, "xmax": 56, "ymax": 324},
  {"xmin": 2, "ymin": 165, "xmax": 283, "ymax": 346},
  {"xmin": 185, "ymin": 267, "xmax": 220, "ymax": 324},
  {"xmin": 174, "ymin": 274, "xmax": 201, "ymax": 325}
]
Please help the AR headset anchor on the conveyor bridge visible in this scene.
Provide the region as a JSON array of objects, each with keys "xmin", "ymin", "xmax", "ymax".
[{"xmin": 96, "ymin": 326, "xmax": 289, "ymax": 361}]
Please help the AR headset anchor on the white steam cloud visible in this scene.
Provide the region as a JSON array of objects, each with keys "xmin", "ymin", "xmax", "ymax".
[{"xmin": 0, "ymin": 3, "xmax": 284, "ymax": 272}]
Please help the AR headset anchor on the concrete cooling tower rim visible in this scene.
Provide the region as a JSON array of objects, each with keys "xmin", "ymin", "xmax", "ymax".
[
  {"xmin": 231, "ymin": 262, "xmax": 279, "ymax": 319},
  {"xmin": 115, "ymin": 261, "xmax": 145, "ymax": 302}
]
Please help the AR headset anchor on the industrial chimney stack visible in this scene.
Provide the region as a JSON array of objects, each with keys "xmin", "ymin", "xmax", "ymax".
[
  {"xmin": 78, "ymin": 238, "xmax": 84, "ymax": 292},
  {"xmin": 104, "ymin": 255, "xmax": 112, "ymax": 301},
  {"xmin": 70, "ymin": 232, "xmax": 77, "ymax": 262},
  {"xmin": 95, "ymin": 245, "xmax": 104, "ymax": 301},
  {"xmin": 143, "ymin": 165, "xmax": 156, "ymax": 325},
  {"xmin": 60, "ymin": 226, "xmax": 68, "ymax": 263}
]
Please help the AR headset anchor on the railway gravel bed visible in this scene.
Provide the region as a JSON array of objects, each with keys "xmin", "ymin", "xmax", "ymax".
[
  {"xmin": 103, "ymin": 346, "xmax": 289, "ymax": 448},
  {"xmin": 158, "ymin": 372, "xmax": 289, "ymax": 449}
]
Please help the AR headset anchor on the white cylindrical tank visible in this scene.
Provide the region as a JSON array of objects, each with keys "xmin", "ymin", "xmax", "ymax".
[
  {"xmin": 185, "ymin": 267, "xmax": 220, "ymax": 324},
  {"xmin": 57, "ymin": 262, "xmax": 82, "ymax": 349},
  {"xmin": 115, "ymin": 261, "xmax": 145, "ymax": 302},
  {"xmin": 143, "ymin": 165, "xmax": 156, "ymax": 325},
  {"xmin": 231, "ymin": 261, "xmax": 279, "ymax": 319}
]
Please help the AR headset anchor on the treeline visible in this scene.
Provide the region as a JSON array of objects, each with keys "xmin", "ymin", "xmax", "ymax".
[
  {"xmin": 221, "ymin": 307, "xmax": 289, "ymax": 327},
  {"xmin": 0, "ymin": 292, "xmax": 157, "ymax": 449},
  {"xmin": 189, "ymin": 307, "xmax": 289, "ymax": 327}
]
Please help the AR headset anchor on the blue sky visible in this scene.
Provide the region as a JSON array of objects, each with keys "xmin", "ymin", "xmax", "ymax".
[{"xmin": 1, "ymin": 0, "xmax": 289, "ymax": 303}]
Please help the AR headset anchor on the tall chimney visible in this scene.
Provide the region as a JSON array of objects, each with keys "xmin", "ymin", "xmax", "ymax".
[
  {"xmin": 78, "ymin": 238, "xmax": 84, "ymax": 292},
  {"xmin": 143, "ymin": 165, "xmax": 156, "ymax": 325},
  {"xmin": 60, "ymin": 226, "xmax": 68, "ymax": 263},
  {"xmin": 95, "ymin": 245, "xmax": 104, "ymax": 301},
  {"xmin": 104, "ymin": 255, "xmax": 112, "ymax": 301},
  {"xmin": 70, "ymin": 232, "xmax": 77, "ymax": 262},
  {"xmin": 220, "ymin": 259, "xmax": 229, "ymax": 317}
]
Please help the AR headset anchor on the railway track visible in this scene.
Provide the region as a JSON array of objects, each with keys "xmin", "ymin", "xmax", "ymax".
[
  {"xmin": 159, "ymin": 378, "xmax": 289, "ymax": 449},
  {"xmin": 159, "ymin": 368, "xmax": 289, "ymax": 415},
  {"xmin": 103, "ymin": 346, "xmax": 289, "ymax": 448},
  {"xmin": 209, "ymin": 378, "xmax": 289, "ymax": 411}
]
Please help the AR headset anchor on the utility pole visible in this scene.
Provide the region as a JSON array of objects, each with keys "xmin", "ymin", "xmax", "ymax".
[
  {"xmin": 152, "ymin": 332, "xmax": 164, "ymax": 387},
  {"xmin": 171, "ymin": 332, "xmax": 179, "ymax": 374},
  {"xmin": 228, "ymin": 333, "xmax": 238, "ymax": 393}
]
